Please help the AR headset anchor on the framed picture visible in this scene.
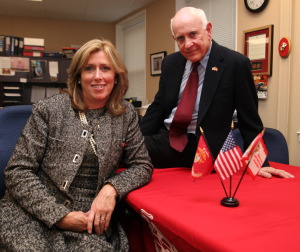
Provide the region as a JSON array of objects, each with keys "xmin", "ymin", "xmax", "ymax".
[
  {"xmin": 244, "ymin": 25, "xmax": 273, "ymax": 76},
  {"xmin": 150, "ymin": 51, "xmax": 166, "ymax": 76},
  {"xmin": 31, "ymin": 59, "xmax": 47, "ymax": 79}
]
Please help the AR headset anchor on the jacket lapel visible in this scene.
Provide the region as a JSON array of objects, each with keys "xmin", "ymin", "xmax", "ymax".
[
  {"xmin": 165, "ymin": 52, "xmax": 186, "ymax": 114},
  {"xmin": 197, "ymin": 41, "xmax": 225, "ymax": 126}
]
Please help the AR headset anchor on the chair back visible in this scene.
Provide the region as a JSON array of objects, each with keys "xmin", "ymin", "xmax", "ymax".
[
  {"xmin": 232, "ymin": 127, "xmax": 289, "ymax": 165},
  {"xmin": 0, "ymin": 105, "xmax": 32, "ymax": 198}
]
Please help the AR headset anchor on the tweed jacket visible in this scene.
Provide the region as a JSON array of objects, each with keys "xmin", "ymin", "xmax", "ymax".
[
  {"xmin": 141, "ymin": 40, "xmax": 263, "ymax": 158},
  {"xmin": 3, "ymin": 94, "xmax": 153, "ymax": 228}
]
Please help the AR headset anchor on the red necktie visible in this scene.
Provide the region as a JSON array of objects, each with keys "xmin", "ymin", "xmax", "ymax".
[{"xmin": 169, "ymin": 62, "xmax": 200, "ymax": 152}]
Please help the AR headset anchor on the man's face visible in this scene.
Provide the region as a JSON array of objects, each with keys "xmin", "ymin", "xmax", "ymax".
[{"xmin": 172, "ymin": 14, "xmax": 212, "ymax": 63}]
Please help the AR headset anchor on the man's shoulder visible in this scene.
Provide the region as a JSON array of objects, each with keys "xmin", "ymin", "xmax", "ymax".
[
  {"xmin": 213, "ymin": 41, "xmax": 248, "ymax": 61},
  {"xmin": 164, "ymin": 51, "xmax": 185, "ymax": 62}
]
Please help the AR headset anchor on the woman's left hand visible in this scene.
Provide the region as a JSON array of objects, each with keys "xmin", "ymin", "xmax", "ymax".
[
  {"xmin": 258, "ymin": 167, "xmax": 295, "ymax": 179},
  {"xmin": 87, "ymin": 184, "xmax": 118, "ymax": 235}
]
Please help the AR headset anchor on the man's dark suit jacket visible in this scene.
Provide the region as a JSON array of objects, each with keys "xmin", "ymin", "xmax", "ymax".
[{"xmin": 141, "ymin": 40, "xmax": 263, "ymax": 159}]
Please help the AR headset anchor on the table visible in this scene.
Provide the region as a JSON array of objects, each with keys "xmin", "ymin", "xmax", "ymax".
[{"xmin": 125, "ymin": 162, "xmax": 300, "ymax": 252}]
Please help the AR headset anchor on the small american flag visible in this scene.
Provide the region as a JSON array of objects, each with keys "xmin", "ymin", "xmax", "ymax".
[{"xmin": 214, "ymin": 130, "xmax": 243, "ymax": 180}]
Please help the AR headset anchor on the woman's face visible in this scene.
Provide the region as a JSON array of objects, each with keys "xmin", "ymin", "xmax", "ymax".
[{"xmin": 80, "ymin": 50, "xmax": 116, "ymax": 109}]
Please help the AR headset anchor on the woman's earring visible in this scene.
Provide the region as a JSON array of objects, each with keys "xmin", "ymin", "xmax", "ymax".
[
  {"xmin": 78, "ymin": 79, "xmax": 81, "ymax": 84},
  {"xmin": 114, "ymin": 79, "xmax": 118, "ymax": 85}
]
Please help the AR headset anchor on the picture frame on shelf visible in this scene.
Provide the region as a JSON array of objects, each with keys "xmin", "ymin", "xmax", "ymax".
[
  {"xmin": 150, "ymin": 51, "xmax": 166, "ymax": 76},
  {"xmin": 244, "ymin": 24, "xmax": 273, "ymax": 76}
]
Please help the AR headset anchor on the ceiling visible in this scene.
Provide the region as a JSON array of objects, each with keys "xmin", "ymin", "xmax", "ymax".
[{"xmin": 0, "ymin": 0, "xmax": 157, "ymax": 22}]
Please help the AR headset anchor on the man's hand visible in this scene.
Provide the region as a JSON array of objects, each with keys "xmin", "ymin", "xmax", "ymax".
[{"xmin": 258, "ymin": 167, "xmax": 295, "ymax": 179}]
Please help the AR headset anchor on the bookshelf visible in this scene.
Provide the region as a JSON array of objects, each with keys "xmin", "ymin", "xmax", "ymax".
[{"xmin": 0, "ymin": 56, "xmax": 71, "ymax": 107}]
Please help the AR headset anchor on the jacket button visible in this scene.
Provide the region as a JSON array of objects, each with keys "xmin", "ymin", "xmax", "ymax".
[
  {"xmin": 62, "ymin": 180, "xmax": 68, "ymax": 190},
  {"xmin": 63, "ymin": 199, "xmax": 72, "ymax": 208},
  {"xmin": 73, "ymin": 154, "xmax": 80, "ymax": 163},
  {"xmin": 81, "ymin": 129, "xmax": 88, "ymax": 138}
]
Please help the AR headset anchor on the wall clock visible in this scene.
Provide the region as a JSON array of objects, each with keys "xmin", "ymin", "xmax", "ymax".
[{"xmin": 244, "ymin": 0, "xmax": 269, "ymax": 13}]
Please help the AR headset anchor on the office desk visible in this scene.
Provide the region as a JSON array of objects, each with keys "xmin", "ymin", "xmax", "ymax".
[{"xmin": 125, "ymin": 162, "xmax": 300, "ymax": 252}]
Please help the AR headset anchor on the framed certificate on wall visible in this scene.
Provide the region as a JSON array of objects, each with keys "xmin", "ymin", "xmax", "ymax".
[{"xmin": 244, "ymin": 25, "xmax": 274, "ymax": 76}]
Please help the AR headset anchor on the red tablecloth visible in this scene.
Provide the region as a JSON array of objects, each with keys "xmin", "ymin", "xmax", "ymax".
[{"xmin": 125, "ymin": 162, "xmax": 300, "ymax": 252}]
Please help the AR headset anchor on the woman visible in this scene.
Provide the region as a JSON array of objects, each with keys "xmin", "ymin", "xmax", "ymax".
[{"xmin": 0, "ymin": 39, "xmax": 153, "ymax": 251}]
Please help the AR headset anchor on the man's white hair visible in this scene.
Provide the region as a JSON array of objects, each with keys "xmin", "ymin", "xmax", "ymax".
[{"xmin": 170, "ymin": 7, "xmax": 208, "ymax": 36}]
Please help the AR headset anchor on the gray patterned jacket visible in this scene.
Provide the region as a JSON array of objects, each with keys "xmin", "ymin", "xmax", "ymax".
[{"xmin": 4, "ymin": 94, "xmax": 153, "ymax": 227}]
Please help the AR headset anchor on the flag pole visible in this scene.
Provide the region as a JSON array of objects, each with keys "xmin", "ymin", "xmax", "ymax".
[
  {"xmin": 228, "ymin": 122, "xmax": 234, "ymax": 198},
  {"xmin": 220, "ymin": 179, "xmax": 229, "ymax": 198},
  {"xmin": 232, "ymin": 128, "xmax": 265, "ymax": 198},
  {"xmin": 220, "ymin": 121, "xmax": 239, "ymax": 207},
  {"xmin": 200, "ymin": 126, "xmax": 230, "ymax": 197},
  {"xmin": 229, "ymin": 176, "xmax": 232, "ymax": 197},
  {"xmin": 232, "ymin": 162, "xmax": 249, "ymax": 198}
]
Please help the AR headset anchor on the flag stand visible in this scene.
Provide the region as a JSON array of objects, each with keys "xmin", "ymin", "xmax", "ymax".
[
  {"xmin": 220, "ymin": 177, "xmax": 239, "ymax": 207},
  {"xmin": 220, "ymin": 156, "xmax": 251, "ymax": 207},
  {"xmin": 216, "ymin": 128, "xmax": 267, "ymax": 208},
  {"xmin": 221, "ymin": 197, "xmax": 239, "ymax": 207}
]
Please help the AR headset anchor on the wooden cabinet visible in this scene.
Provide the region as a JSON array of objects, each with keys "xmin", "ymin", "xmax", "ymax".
[{"xmin": 0, "ymin": 56, "xmax": 71, "ymax": 107}]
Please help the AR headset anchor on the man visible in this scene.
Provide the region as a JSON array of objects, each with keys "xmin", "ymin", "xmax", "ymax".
[{"xmin": 141, "ymin": 7, "xmax": 293, "ymax": 178}]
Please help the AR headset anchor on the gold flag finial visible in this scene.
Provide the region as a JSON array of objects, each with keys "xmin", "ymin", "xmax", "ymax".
[{"xmin": 199, "ymin": 127, "xmax": 204, "ymax": 134}]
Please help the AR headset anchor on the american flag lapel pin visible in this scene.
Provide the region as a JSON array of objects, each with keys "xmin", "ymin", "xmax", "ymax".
[{"xmin": 212, "ymin": 66, "xmax": 218, "ymax": 72}]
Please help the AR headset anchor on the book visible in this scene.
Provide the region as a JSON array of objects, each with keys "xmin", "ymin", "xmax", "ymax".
[
  {"xmin": 23, "ymin": 45, "xmax": 45, "ymax": 51},
  {"xmin": 43, "ymin": 51, "xmax": 63, "ymax": 58},
  {"xmin": 23, "ymin": 51, "xmax": 43, "ymax": 57},
  {"xmin": 62, "ymin": 47, "xmax": 78, "ymax": 58},
  {"xmin": 24, "ymin": 37, "xmax": 45, "ymax": 47}
]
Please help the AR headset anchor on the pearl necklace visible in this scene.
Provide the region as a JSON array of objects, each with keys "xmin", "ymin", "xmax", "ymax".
[{"xmin": 79, "ymin": 111, "xmax": 98, "ymax": 156}]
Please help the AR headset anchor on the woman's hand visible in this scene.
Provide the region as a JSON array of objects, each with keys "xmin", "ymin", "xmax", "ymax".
[
  {"xmin": 55, "ymin": 211, "xmax": 89, "ymax": 232},
  {"xmin": 259, "ymin": 167, "xmax": 295, "ymax": 179},
  {"xmin": 87, "ymin": 184, "xmax": 118, "ymax": 235}
]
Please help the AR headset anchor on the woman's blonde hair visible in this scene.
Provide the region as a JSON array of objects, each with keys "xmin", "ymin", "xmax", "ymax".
[{"xmin": 67, "ymin": 39, "xmax": 128, "ymax": 115}]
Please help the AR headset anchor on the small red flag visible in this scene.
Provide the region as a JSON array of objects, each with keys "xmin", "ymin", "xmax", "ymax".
[
  {"xmin": 192, "ymin": 134, "xmax": 214, "ymax": 178},
  {"xmin": 241, "ymin": 132, "xmax": 268, "ymax": 177},
  {"xmin": 214, "ymin": 130, "xmax": 243, "ymax": 180}
]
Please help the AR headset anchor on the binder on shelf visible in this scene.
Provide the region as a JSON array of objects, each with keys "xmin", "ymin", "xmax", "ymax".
[
  {"xmin": 0, "ymin": 36, "xmax": 24, "ymax": 56},
  {"xmin": 0, "ymin": 35, "xmax": 5, "ymax": 55},
  {"xmin": 0, "ymin": 35, "xmax": 12, "ymax": 55},
  {"xmin": 10, "ymin": 36, "xmax": 22, "ymax": 56},
  {"xmin": 18, "ymin": 37, "xmax": 24, "ymax": 56}
]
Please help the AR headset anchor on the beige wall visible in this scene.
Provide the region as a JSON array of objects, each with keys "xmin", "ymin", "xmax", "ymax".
[
  {"xmin": 0, "ymin": 16, "xmax": 115, "ymax": 52},
  {"xmin": 238, "ymin": 0, "xmax": 299, "ymax": 166},
  {"xmin": 115, "ymin": 0, "xmax": 175, "ymax": 103},
  {"xmin": 144, "ymin": 0, "xmax": 175, "ymax": 102},
  {"xmin": 289, "ymin": 0, "xmax": 300, "ymax": 166}
]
